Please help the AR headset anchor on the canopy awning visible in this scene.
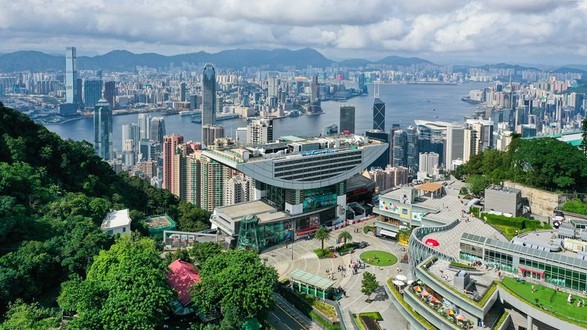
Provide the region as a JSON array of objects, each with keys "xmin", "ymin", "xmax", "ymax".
[{"xmin": 380, "ymin": 229, "xmax": 398, "ymax": 238}]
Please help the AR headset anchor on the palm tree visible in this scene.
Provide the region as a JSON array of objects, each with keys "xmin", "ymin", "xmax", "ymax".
[
  {"xmin": 338, "ymin": 230, "xmax": 353, "ymax": 248},
  {"xmin": 314, "ymin": 226, "xmax": 331, "ymax": 251}
]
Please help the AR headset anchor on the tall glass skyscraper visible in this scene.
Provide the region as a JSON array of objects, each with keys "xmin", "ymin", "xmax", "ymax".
[
  {"xmin": 202, "ymin": 64, "xmax": 216, "ymax": 145},
  {"xmin": 373, "ymin": 98, "xmax": 386, "ymax": 131},
  {"xmin": 65, "ymin": 47, "xmax": 78, "ymax": 105},
  {"xmin": 94, "ymin": 99, "xmax": 113, "ymax": 160},
  {"xmin": 84, "ymin": 79, "xmax": 103, "ymax": 109}
]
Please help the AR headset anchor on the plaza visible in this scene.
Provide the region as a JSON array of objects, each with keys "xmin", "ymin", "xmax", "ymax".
[{"xmin": 262, "ymin": 217, "xmax": 410, "ymax": 329}]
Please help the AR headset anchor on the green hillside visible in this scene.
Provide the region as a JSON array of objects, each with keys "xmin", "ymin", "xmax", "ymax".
[{"xmin": 0, "ymin": 102, "xmax": 210, "ymax": 326}]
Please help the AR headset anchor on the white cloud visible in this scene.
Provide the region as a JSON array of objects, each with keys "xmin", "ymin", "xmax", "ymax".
[{"xmin": 0, "ymin": 0, "xmax": 586, "ymax": 64}]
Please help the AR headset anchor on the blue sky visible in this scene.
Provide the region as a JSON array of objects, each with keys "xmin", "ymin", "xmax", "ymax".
[{"xmin": 1, "ymin": 0, "xmax": 586, "ymax": 65}]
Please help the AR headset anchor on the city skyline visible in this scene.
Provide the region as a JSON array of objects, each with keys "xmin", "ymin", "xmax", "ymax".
[{"xmin": 1, "ymin": 1, "xmax": 586, "ymax": 66}]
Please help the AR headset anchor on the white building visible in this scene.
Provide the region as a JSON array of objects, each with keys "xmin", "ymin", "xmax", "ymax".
[
  {"xmin": 417, "ymin": 152, "xmax": 439, "ymax": 180},
  {"xmin": 101, "ymin": 209, "xmax": 132, "ymax": 235}
]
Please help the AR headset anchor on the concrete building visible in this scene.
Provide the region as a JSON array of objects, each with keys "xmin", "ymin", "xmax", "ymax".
[
  {"xmin": 162, "ymin": 134, "xmax": 184, "ymax": 196},
  {"xmin": 445, "ymin": 125, "xmax": 465, "ymax": 170},
  {"xmin": 223, "ymin": 173, "xmax": 255, "ymax": 206},
  {"xmin": 247, "ymin": 118, "xmax": 273, "ymax": 146},
  {"xmin": 93, "ymin": 99, "xmax": 112, "ymax": 160},
  {"xmin": 484, "ymin": 184, "xmax": 522, "ymax": 217},
  {"xmin": 101, "ymin": 209, "xmax": 131, "ymax": 235},
  {"xmin": 418, "ymin": 152, "xmax": 439, "ymax": 180},
  {"xmin": 202, "ymin": 125, "xmax": 225, "ymax": 147},
  {"xmin": 368, "ymin": 166, "xmax": 409, "ymax": 193}
]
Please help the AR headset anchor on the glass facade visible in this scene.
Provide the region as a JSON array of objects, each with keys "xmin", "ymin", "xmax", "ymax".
[
  {"xmin": 302, "ymin": 186, "xmax": 337, "ymax": 212},
  {"xmin": 460, "ymin": 233, "xmax": 587, "ymax": 292}
]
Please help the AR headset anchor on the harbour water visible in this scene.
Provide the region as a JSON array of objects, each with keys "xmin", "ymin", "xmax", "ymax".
[{"xmin": 44, "ymin": 82, "xmax": 488, "ymax": 152}]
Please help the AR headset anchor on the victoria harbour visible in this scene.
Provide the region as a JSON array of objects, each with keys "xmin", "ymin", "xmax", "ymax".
[{"xmin": 44, "ymin": 82, "xmax": 487, "ymax": 152}]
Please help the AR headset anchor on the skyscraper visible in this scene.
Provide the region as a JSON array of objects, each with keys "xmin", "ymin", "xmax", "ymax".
[
  {"xmin": 202, "ymin": 64, "xmax": 216, "ymax": 145},
  {"xmin": 103, "ymin": 81, "xmax": 116, "ymax": 108},
  {"xmin": 93, "ymin": 99, "xmax": 112, "ymax": 160},
  {"xmin": 149, "ymin": 117, "xmax": 166, "ymax": 144},
  {"xmin": 445, "ymin": 125, "xmax": 465, "ymax": 170},
  {"xmin": 310, "ymin": 74, "xmax": 319, "ymax": 103},
  {"xmin": 138, "ymin": 113, "xmax": 150, "ymax": 141},
  {"xmin": 179, "ymin": 82, "xmax": 187, "ymax": 102},
  {"xmin": 65, "ymin": 47, "xmax": 79, "ymax": 106},
  {"xmin": 84, "ymin": 79, "xmax": 103, "ymax": 109},
  {"xmin": 339, "ymin": 105, "xmax": 355, "ymax": 134},
  {"xmin": 373, "ymin": 98, "xmax": 386, "ymax": 131}
]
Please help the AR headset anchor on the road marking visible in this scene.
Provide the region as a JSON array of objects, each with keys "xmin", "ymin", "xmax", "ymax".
[
  {"xmin": 274, "ymin": 302, "xmax": 308, "ymax": 329},
  {"xmin": 269, "ymin": 310, "xmax": 294, "ymax": 330}
]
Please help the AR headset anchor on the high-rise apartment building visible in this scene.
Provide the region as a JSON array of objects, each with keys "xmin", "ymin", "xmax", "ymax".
[
  {"xmin": 223, "ymin": 173, "xmax": 255, "ymax": 206},
  {"xmin": 373, "ymin": 98, "xmax": 385, "ymax": 131},
  {"xmin": 247, "ymin": 119, "xmax": 273, "ymax": 146},
  {"xmin": 267, "ymin": 73, "xmax": 279, "ymax": 99},
  {"xmin": 199, "ymin": 154, "xmax": 231, "ymax": 212},
  {"xmin": 103, "ymin": 81, "xmax": 116, "ymax": 108},
  {"xmin": 84, "ymin": 79, "xmax": 103, "ymax": 109},
  {"xmin": 339, "ymin": 105, "xmax": 355, "ymax": 134},
  {"xmin": 93, "ymin": 99, "xmax": 112, "ymax": 160},
  {"xmin": 162, "ymin": 134, "xmax": 184, "ymax": 196},
  {"xmin": 202, "ymin": 64, "xmax": 216, "ymax": 145},
  {"xmin": 418, "ymin": 152, "xmax": 439, "ymax": 179},
  {"xmin": 202, "ymin": 125, "xmax": 225, "ymax": 147},
  {"xmin": 406, "ymin": 126, "xmax": 419, "ymax": 174},
  {"xmin": 149, "ymin": 117, "xmax": 166, "ymax": 144},
  {"xmin": 65, "ymin": 47, "xmax": 79, "ymax": 106}
]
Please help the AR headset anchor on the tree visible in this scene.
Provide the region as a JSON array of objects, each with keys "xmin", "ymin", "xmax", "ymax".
[
  {"xmin": 338, "ymin": 230, "xmax": 352, "ymax": 248},
  {"xmin": 190, "ymin": 241, "xmax": 223, "ymax": 265},
  {"xmin": 177, "ymin": 202, "xmax": 211, "ymax": 232},
  {"xmin": 191, "ymin": 249, "xmax": 278, "ymax": 323},
  {"xmin": 582, "ymin": 118, "xmax": 587, "ymax": 156},
  {"xmin": 0, "ymin": 299, "xmax": 59, "ymax": 330},
  {"xmin": 314, "ymin": 226, "xmax": 330, "ymax": 250},
  {"xmin": 466, "ymin": 175, "xmax": 492, "ymax": 196},
  {"xmin": 361, "ymin": 272, "xmax": 379, "ymax": 298},
  {"xmin": 57, "ymin": 235, "xmax": 174, "ymax": 330}
]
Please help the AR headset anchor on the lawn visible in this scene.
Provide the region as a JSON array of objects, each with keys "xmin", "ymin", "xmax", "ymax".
[
  {"xmin": 360, "ymin": 250, "xmax": 397, "ymax": 266},
  {"xmin": 501, "ymin": 277, "xmax": 587, "ymax": 326}
]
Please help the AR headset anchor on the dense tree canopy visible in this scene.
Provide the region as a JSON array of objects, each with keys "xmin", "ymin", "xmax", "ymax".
[
  {"xmin": 191, "ymin": 249, "xmax": 278, "ymax": 323},
  {"xmin": 454, "ymin": 136, "xmax": 587, "ymax": 193},
  {"xmin": 58, "ymin": 235, "xmax": 174, "ymax": 330},
  {"xmin": 0, "ymin": 103, "xmax": 211, "ymax": 325}
]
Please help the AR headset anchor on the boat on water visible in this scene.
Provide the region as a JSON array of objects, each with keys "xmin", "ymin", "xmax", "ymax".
[
  {"xmin": 179, "ymin": 110, "xmax": 199, "ymax": 116},
  {"xmin": 191, "ymin": 113, "xmax": 240, "ymax": 123}
]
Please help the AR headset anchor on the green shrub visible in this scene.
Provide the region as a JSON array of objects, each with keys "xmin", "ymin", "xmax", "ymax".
[
  {"xmin": 459, "ymin": 187, "xmax": 469, "ymax": 195},
  {"xmin": 363, "ymin": 225, "xmax": 374, "ymax": 233},
  {"xmin": 450, "ymin": 261, "xmax": 476, "ymax": 270},
  {"xmin": 561, "ymin": 199, "xmax": 587, "ymax": 215}
]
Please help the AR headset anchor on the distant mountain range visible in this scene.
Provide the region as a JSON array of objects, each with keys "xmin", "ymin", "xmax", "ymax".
[{"xmin": 0, "ymin": 48, "xmax": 585, "ymax": 75}]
